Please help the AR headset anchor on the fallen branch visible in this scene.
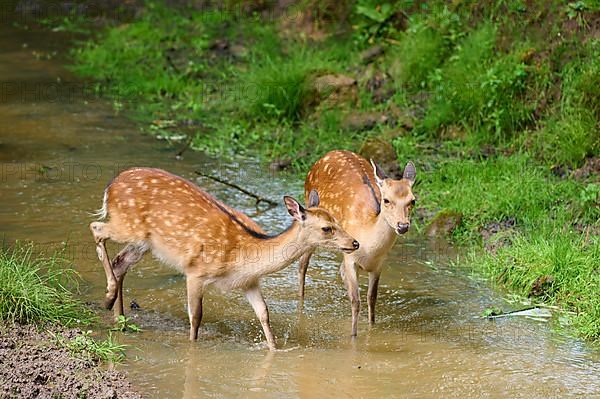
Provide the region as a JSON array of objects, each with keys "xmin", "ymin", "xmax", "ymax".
[
  {"xmin": 194, "ymin": 171, "xmax": 278, "ymax": 210},
  {"xmin": 175, "ymin": 136, "xmax": 193, "ymax": 159}
]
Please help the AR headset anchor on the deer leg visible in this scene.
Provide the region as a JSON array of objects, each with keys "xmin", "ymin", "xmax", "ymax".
[
  {"xmin": 111, "ymin": 243, "xmax": 148, "ymax": 319},
  {"xmin": 340, "ymin": 257, "xmax": 360, "ymax": 337},
  {"xmin": 298, "ymin": 250, "xmax": 313, "ymax": 299},
  {"xmin": 90, "ymin": 222, "xmax": 118, "ymax": 309},
  {"xmin": 367, "ymin": 271, "xmax": 381, "ymax": 325},
  {"xmin": 186, "ymin": 276, "xmax": 205, "ymax": 341},
  {"xmin": 245, "ymin": 284, "xmax": 276, "ymax": 351}
]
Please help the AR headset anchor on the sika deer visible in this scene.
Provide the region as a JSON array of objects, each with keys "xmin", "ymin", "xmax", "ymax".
[
  {"xmin": 90, "ymin": 167, "xmax": 358, "ymax": 350},
  {"xmin": 299, "ymin": 150, "xmax": 416, "ymax": 336}
]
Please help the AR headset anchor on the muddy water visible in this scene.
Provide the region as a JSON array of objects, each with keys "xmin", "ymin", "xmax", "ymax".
[{"xmin": 1, "ymin": 13, "xmax": 599, "ymax": 399}]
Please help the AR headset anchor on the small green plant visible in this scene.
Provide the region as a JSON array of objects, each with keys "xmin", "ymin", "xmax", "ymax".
[
  {"xmin": 0, "ymin": 244, "xmax": 95, "ymax": 327},
  {"xmin": 482, "ymin": 307, "xmax": 503, "ymax": 317},
  {"xmin": 565, "ymin": 1, "xmax": 589, "ymax": 26},
  {"xmin": 52, "ymin": 330, "xmax": 126, "ymax": 363},
  {"xmin": 389, "ymin": 20, "xmax": 447, "ymax": 89},
  {"xmin": 112, "ymin": 315, "xmax": 142, "ymax": 333},
  {"xmin": 354, "ymin": 0, "xmax": 398, "ymax": 44}
]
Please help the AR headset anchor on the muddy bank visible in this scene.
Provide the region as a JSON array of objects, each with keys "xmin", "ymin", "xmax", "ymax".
[{"xmin": 0, "ymin": 323, "xmax": 141, "ymax": 399}]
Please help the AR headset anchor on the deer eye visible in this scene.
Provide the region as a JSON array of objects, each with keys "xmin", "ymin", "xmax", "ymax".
[
  {"xmin": 321, "ymin": 226, "xmax": 333, "ymax": 233},
  {"xmin": 383, "ymin": 198, "xmax": 390, "ymax": 205}
]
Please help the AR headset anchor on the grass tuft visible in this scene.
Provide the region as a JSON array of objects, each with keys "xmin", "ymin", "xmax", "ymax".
[
  {"xmin": 51, "ymin": 330, "xmax": 127, "ymax": 363},
  {"xmin": 0, "ymin": 244, "xmax": 95, "ymax": 327},
  {"xmin": 476, "ymin": 231, "xmax": 600, "ymax": 340}
]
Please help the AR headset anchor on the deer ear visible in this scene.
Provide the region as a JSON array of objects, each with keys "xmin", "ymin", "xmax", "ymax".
[
  {"xmin": 284, "ymin": 196, "xmax": 306, "ymax": 222},
  {"xmin": 370, "ymin": 159, "xmax": 387, "ymax": 188},
  {"xmin": 403, "ymin": 161, "xmax": 416, "ymax": 186},
  {"xmin": 307, "ymin": 189, "xmax": 320, "ymax": 208}
]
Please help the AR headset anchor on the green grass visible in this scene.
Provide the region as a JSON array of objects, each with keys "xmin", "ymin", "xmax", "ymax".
[
  {"xmin": 419, "ymin": 23, "xmax": 532, "ymax": 141},
  {"xmin": 418, "ymin": 153, "xmax": 599, "ymax": 339},
  {"xmin": 531, "ymin": 43, "xmax": 600, "ymax": 167},
  {"xmin": 62, "ymin": 0, "xmax": 599, "ymax": 341},
  {"xmin": 476, "ymin": 230, "xmax": 600, "ymax": 340},
  {"xmin": 0, "ymin": 244, "xmax": 132, "ymax": 362},
  {"xmin": 68, "ymin": 0, "xmax": 598, "ymax": 167},
  {"xmin": 418, "ymin": 154, "xmax": 598, "ymax": 240},
  {"xmin": 389, "ymin": 20, "xmax": 447, "ymax": 90},
  {"xmin": 0, "ymin": 244, "xmax": 95, "ymax": 327},
  {"xmin": 51, "ymin": 330, "xmax": 127, "ymax": 363}
]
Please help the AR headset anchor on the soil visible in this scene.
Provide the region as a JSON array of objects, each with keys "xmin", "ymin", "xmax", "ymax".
[{"xmin": 0, "ymin": 322, "xmax": 142, "ymax": 399}]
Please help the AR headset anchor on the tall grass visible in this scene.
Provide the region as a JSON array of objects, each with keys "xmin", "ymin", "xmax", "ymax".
[
  {"xmin": 532, "ymin": 42, "xmax": 600, "ymax": 167},
  {"xmin": 418, "ymin": 154, "xmax": 599, "ymax": 240},
  {"xmin": 476, "ymin": 230, "xmax": 600, "ymax": 340},
  {"xmin": 240, "ymin": 48, "xmax": 328, "ymax": 121},
  {"xmin": 0, "ymin": 245, "xmax": 94, "ymax": 327},
  {"xmin": 389, "ymin": 20, "xmax": 447, "ymax": 89},
  {"xmin": 420, "ymin": 23, "xmax": 532, "ymax": 140}
]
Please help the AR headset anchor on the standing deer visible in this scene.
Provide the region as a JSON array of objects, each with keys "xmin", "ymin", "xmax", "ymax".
[
  {"xmin": 90, "ymin": 167, "xmax": 358, "ymax": 350},
  {"xmin": 299, "ymin": 150, "xmax": 416, "ymax": 336}
]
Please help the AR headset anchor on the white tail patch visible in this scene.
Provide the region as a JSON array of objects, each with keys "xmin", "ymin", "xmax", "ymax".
[{"xmin": 90, "ymin": 189, "xmax": 109, "ymax": 220}]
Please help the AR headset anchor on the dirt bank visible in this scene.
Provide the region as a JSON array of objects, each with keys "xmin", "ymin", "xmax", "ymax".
[{"xmin": 0, "ymin": 323, "xmax": 141, "ymax": 399}]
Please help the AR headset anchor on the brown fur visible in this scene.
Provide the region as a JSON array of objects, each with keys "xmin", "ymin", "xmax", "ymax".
[
  {"xmin": 300, "ymin": 150, "xmax": 416, "ymax": 336},
  {"xmin": 90, "ymin": 167, "xmax": 357, "ymax": 350}
]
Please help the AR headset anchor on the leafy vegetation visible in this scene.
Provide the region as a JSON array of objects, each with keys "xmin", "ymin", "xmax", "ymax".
[
  {"xmin": 0, "ymin": 244, "xmax": 94, "ymax": 327},
  {"xmin": 51, "ymin": 330, "xmax": 127, "ymax": 363},
  {"xmin": 66, "ymin": 0, "xmax": 599, "ymax": 340},
  {"xmin": 417, "ymin": 154, "xmax": 598, "ymax": 240},
  {"xmin": 112, "ymin": 315, "xmax": 142, "ymax": 333},
  {"xmin": 478, "ymin": 231, "xmax": 599, "ymax": 340},
  {"xmin": 0, "ymin": 244, "xmax": 128, "ymax": 362}
]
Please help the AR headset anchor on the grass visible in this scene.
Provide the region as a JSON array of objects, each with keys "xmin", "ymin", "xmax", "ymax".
[
  {"xmin": 0, "ymin": 244, "xmax": 94, "ymax": 327},
  {"xmin": 417, "ymin": 154, "xmax": 598, "ymax": 239},
  {"xmin": 530, "ymin": 42, "xmax": 600, "ymax": 167},
  {"xmin": 0, "ymin": 244, "xmax": 129, "ymax": 363},
  {"xmin": 477, "ymin": 230, "xmax": 600, "ymax": 340},
  {"xmin": 419, "ymin": 23, "xmax": 532, "ymax": 141},
  {"xmin": 60, "ymin": 0, "xmax": 599, "ymax": 340},
  {"xmin": 51, "ymin": 330, "xmax": 127, "ymax": 363}
]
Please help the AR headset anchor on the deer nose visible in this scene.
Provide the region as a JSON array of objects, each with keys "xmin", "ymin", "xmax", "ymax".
[
  {"xmin": 352, "ymin": 240, "xmax": 360, "ymax": 250},
  {"xmin": 397, "ymin": 223, "xmax": 410, "ymax": 234}
]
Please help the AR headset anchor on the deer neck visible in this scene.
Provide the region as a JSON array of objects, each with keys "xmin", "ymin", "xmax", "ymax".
[
  {"xmin": 366, "ymin": 212, "xmax": 397, "ymax": 249},
  {"xmin": 242, "ymin": 221, "xmax": 310, "ymax": 279}
]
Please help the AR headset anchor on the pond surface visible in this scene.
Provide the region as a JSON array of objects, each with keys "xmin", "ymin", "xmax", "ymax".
[{"xmin": 1, "ymin": 11, "xmax": 599, "ymax": 399}]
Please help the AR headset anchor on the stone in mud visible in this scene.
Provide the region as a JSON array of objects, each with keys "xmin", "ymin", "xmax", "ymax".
[
  {"xmin": 269, "ymin": 157, "xmax": 293, "ymax": 172},
  {"xmin": 572, "ymin": 157, "xmax": 600, "ymax": 181},
  {"xmin": 308, "ymin": 73, "xmax": 358, "ymax": 112},
  {"xmin": 358, "ymin": 137, "xmax": 401, "ymax": 178},
  {"xmin": 480, "ymin": 217, "xmax": 516, "ymax": 253},
  {"xmin": 386, "ymin": 104, "xmax": 416, "ymax": 131},
  {"xmin": 366, "ymin": 72, "xmax": 395, "ymax": 104},
  {"xmin": 529, "ymin": 275, "xmax": 555, "ymax": 298},
  {"xmin": 425, "ymin": 210, "xmax": 463, "ymax": 237},
  {"xmin": 343, "ymin": 112, "xmax": 388, "ymax": 132},
  {"xmin": 360, "ymin": 45, "xmax": 384, "ymax": 63}
]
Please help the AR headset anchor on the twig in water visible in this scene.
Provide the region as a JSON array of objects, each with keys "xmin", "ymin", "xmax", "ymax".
[
  {"xmin": 194, "ymin": 171, "xmax": 278, "ymax": 211},
  {"xmin": 175, "ymin": 136, "xmax": 193, "ymax": 160}
]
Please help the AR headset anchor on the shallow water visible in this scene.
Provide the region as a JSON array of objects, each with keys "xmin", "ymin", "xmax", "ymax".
[{"xmin": 1, "ymin": 8, "xmax": 599, "ymax": 399}]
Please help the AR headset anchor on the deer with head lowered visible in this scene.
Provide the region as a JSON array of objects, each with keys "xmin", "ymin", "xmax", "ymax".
[
  {"xmin": 90, "ymin": 167, "xmax": 359, "ymax": 350},
  {"xmin": 299, "ymin": 150, "xmax": 416, "ymax": 336}
]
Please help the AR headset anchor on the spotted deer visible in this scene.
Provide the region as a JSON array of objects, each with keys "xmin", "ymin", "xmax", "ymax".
[
  {"xmin": 299, "ymin": 150, "xmax": 416, "ymax": 336},
  {"xmin": 90, "ymin": 167, "xmax": 358, "ymax": 350}
]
